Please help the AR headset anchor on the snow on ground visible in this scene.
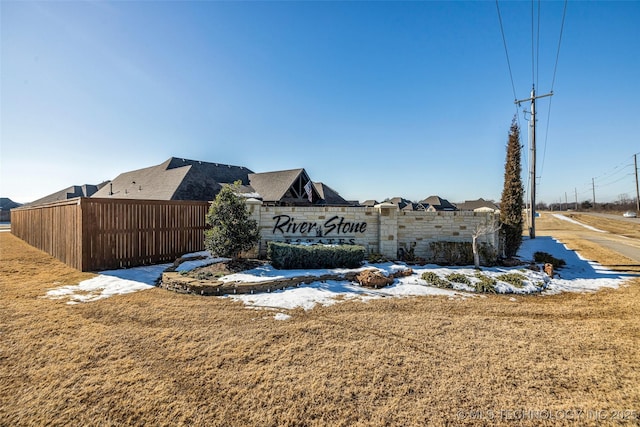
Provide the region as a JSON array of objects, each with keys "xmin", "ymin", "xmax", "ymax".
[
  {"xmin": 42, "ymin": 235, "xmax": 632, "ymax": 318},
  {"xmin": 552, "ymin": 213, "xmax": 606, "ymax": 233},
  {"xmin": 43, "ymin": 263, "xmax": 171, "ymax": 304}
]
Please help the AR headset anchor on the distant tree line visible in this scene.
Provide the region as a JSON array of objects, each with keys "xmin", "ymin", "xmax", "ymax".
[{"xmin": 536, "ymin": 195, "xmax": 638, "ymax": 212}]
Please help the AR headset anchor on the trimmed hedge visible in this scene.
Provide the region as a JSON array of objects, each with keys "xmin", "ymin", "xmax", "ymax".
[{"xmin": 267, "ymin": 242, "xmax": 366, "ymax": 270}]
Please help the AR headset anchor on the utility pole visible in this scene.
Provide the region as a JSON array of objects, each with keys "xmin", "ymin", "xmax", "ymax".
[
  {"xmin": 565, "ymin": 192, "xmax": 568, "ymax": 211},
  {"xmin": 635, "ymin": 154, "xmax": 639, "ymax": 213},
  {"xmin": 592, "ymin": 178, "xmax": 596, "ymax": 209},
  {"xmin": 516, "ymin": 85, "xmax": 553, "ymax": 239}
]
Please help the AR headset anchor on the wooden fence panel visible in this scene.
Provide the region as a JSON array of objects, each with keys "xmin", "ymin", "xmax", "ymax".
[
  {"xmin": 10, "ymin": 199, "xmax": 84, "ymax": 270},
  {"xmin": 11, "ymin": 198, "xmax": 210, "ymax": 271}
]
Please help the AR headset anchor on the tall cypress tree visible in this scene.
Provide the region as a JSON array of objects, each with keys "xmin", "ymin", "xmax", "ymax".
[{"xmin": 500, "ymin": 117, "xmax": 524, "ymax": 258}]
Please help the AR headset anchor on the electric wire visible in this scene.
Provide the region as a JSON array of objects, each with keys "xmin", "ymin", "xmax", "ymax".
[
  {"xmin": 495, "ymin": 0, "xmax": 518, "ymax": 103},
  {"xmin": 538, "ymin": 0, "xmax": 568, "ymax": 179}
]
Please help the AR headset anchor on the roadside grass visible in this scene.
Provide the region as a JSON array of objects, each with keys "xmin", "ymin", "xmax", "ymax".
[
  {"xmin": 539, "ymin": 213, "xmax": 640, "ymax": 274},
  {"xmin": 1, "ymin": 226, "xmax": 640, "ymax": 426},
  {"xmin": 564, "ymin": 212, "xmax": 640, "ymax": 239}
]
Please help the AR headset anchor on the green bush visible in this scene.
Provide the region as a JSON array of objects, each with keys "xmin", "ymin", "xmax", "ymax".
[
  {"xmin": 474, "ymin": 272, "xmax": 497, "ymax": 293},
  {"xmin": 446, "ymin": 272, "xmax": 471, "ymax": 285},
  {"xmin": 533, "ymin": 251, "xmax": 566, "ymax": 269},
  {"xmin": 204, "ymin": 181, "xmax": 260, "ymax": 259},
  {"xmin": 267, "ymin": 242, "xmax": 365, "ymax": 270},
  {"xmin": 496, "ymin": 272, "xmax": 526, "ymax": 288},
  {"xmin": 421, "ymin": 272, "xmax": 451, "ymax": 288},
  {"xmin": 367, "ymin": 252, "xmax": 389, "ymax": 264}
]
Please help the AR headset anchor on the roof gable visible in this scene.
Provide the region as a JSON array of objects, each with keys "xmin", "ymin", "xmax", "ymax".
[{"xmin": 249, "ymin": 169, "xmax": 319, "ymax": 203}]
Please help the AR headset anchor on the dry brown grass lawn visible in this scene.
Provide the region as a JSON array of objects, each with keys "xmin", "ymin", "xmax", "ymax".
[{"xmin": 1, "ymin": 226, "xmax": 639, "ymax": 426}]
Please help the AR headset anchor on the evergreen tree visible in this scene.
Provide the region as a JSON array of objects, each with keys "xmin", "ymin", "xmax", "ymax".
[
  {"xmin": 204, "ymin": 181, "xmax": 260, "ymax": 260},
  {"xmin": 500, "ymin": 117, "xmax": 524, "ymax": 258}
]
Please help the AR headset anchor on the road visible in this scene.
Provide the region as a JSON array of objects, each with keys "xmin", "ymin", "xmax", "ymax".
[{"xmin": 538, "ymin": 212, "xmax": 640, "ymax": 268}]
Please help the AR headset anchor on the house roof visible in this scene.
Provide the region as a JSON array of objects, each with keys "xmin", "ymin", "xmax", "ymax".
[
  {"xmin": 26, "ymin": 183, "xmax": 106, "ymax": 206},
  {"xmin": 313, "ymin": 182, "xmax": 352, "ymax": 206},
  {"xmin": 455, "ymin": 198, "xmax": 500, "ymax": 212},
  {"xmin": 0, "ymin": 198, "xmax": 22, "ymax": 210},
  {"xmin": 360, "ymin": 199, "xmax": 379, "ymax": 207},
  {"xmin": 248, "ymin": 169, "xmax": 314, "ymax": 203},
  {"xmin": 91, "ymin": 157, "xmax": 252, "ymax": 201},
  {"xmin": 384, "ymin": 197, "xmax": 423, "ymax": 211},
  {"xmin": 420, "ymin": 195, "xmax": 457, "ymax": 211}
]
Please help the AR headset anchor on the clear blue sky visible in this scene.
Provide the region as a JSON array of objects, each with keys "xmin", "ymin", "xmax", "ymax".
[{"xmin": 2, "ymin": 1, "xmax": 639, "ymax": 205}]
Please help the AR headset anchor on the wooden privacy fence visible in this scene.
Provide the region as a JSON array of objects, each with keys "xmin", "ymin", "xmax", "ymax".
[{"xmin": 11, "ymin": 198, "xmax": 210, "ymax": 271}]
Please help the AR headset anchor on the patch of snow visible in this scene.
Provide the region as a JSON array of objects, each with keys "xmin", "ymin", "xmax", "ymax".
[
  {"xmin": 274, "ymin": 312, "xmax": 292, "ymax": 321},
  {"xmin": 44, "ymin": 263, "xmax": 171, "ymax": 304},
  {"xmin": 175, "ymin": 256, "xmax": 230, "ymax": 272},
  {"xmin": 41, "ymin": 232, "xmax": 630, "ymax": 310},
  {"xmin": 552, "ymin": 213, "xmax": 606, "ymax": 232}
]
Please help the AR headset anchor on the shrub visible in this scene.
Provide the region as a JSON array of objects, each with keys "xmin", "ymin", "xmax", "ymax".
[
  {"xmin": 496, "ymin": 272, "xmax": 526, "ymax": 288},
  {"xmin": 474, "ymin": 272, "xmax": 497, "ymax": 293},
  {"xmin": 533, "ymin": 252, "xmax": 566, "ymax": 269},
  {"xmin": 421, "ymin": 272, "xmax": 451, "ymax": 288},
  {"xmin": 446, "ymin": 272, "xmax": 471, "ymax": 285},
  {"xmin": 204, "ymin": 181, "xmax": 260, "ymax": 259},
  {"xmin": 367, "ymin": 252, "xmax": 389, "ymax": 264},
  {"xmin": 428, "ymin": 241, "xmax": 498, "ymax": 266},
  {"xmin": 267, "ymin": 242, "xmax": 365, "ymax": 270}
]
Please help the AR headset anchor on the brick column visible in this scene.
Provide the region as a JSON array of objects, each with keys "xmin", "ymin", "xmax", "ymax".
[{"xmin": 375, "ymin": 202, "xmax": 398, "ymax": 259}]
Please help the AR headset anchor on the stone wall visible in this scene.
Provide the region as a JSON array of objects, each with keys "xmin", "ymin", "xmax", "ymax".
[
  {"xmin": 246, "ymin": 200, "xmax": 501, "ymax": 261},
  {"xmin": 397, "ymin": 210, "xmax": 500, "ymax": 260}
]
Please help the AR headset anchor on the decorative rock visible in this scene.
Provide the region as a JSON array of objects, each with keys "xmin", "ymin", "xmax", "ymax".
[{"xmin": 355, "ymin": 269, "xmax": 394, "ymax": 288}]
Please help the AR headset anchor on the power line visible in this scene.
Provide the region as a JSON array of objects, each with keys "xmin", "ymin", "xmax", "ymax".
[
  {"xmin": 496, "ymin": 0, "xmax": 518, "ymax": 103},
  {"xmin": 539, "ymin": 0, "xmax": 567, "ymax": 181},
  {"xmin": 551, "ymin": 0, "xmax": 568, "ymax": 91},
  {"xmin": 535, "ymin": 0, "xmax": 541, "ymax": 88}
]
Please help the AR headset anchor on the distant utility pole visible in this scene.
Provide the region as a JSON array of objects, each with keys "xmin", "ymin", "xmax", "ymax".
[
  {"xmin": 516, "ymin": 85, "xmax": 553, "ymax": 239},
  {"xmin": 592, "ymin": 178, "xmax": 596, "ymax": 208},
  {"xmin": 635, "ymin": 154, "xmax": 639, "ymax": 212}
]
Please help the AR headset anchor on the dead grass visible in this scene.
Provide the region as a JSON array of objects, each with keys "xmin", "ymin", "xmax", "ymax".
[
  {"xmin": 564, "ymin": 213, "xmax": 640, "ymax": 239},
  {"xmin": 1, "ymin": 229, "xmax": 639, "ymax": 426},
  {"xmin": 537, "ymin": 213, "xmax": 640, "ymax": 273}
]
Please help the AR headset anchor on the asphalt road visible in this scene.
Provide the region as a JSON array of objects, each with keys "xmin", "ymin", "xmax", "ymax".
[{"xmin": 547, "ymin": 212, "xmax": 640, "ymax": 264}]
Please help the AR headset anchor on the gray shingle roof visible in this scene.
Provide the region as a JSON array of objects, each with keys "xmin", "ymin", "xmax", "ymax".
[
  {"xmin": 420, "ymin": 195, "xmax": 457, "ymax": 211},
  {"xmin": 0, "ymin": 198, "xmax": 22, "ymax": 210},
  {"xmin": 312, "ymin": 182, "xmax": 351, "ymax": 206},
  {"xmin": 248, "ymin": 169, "xmax": 308, "ymax": 203},
  {"xmin": 92, "ymin": 157, "xmax": 252, "ymax": 201},
  {"xmin": 26, "ymin": 183, "xmax": 106, "ymax": 206},
  {"xmin": 454, "ymin": 198, "xmax": 499, "ymax": 211}
]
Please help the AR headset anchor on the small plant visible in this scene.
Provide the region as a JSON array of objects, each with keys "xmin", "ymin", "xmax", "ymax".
[
  {"xmin": 399, "ymin": 243, "xmax": 417, "ymax": 263},
  {"xmin": 421, "ymin": 272, "xmax": 451, "ymax": 288},
  {"xmin": 196, "ymin": 271, "xmax": 213, "ymax": 280},
  {"xmin": 446, "ymin": 272, "xmax": 471, "ymax": 285},
  {"xmin": 474, "ymin": 272, "xmax": 496, "ymax": 293},
  {"xmin": 533, "ymin": 252, "xmax": 566, "ymax": 269},
  {"xmin": 367, "ymin": 252, "xmax": 388, "ymax": 264},
  {"xmin": 496, "ymin": 272, "xmax": 526, "ymax": 288}
]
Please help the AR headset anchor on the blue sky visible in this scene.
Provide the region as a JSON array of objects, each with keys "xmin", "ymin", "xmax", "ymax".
[{"xmin": 2, "ymin": 1, "xmax": 639, "ymax": 205}]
